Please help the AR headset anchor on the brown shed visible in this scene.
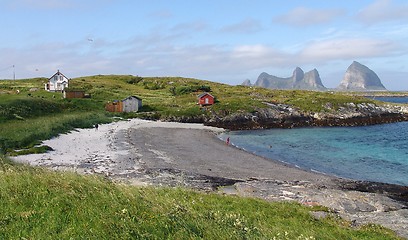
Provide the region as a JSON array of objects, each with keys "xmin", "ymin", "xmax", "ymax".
[
  {"xmin": 105, "ymin": 100, "xmax": 123, "ymax": 112},
  {"xmin": 105, "ymin": 96, "xmax": 142, "ymax": 113},
  {"xmin": 63, "ymin": 89, "xmax": 85, "ymax": 99}
]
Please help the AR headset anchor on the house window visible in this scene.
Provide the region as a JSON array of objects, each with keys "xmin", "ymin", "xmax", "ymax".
[{"xmin": 205, "ymin": 98, "xmax": 209, "ymax": 104}]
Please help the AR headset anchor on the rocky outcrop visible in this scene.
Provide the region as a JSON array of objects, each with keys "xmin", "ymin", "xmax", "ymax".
[
  {"xmin": 252, "ymin": 67, "xmax": 326, "ymax": 90},
  {"xmin": 157, "ymin": 101, "xmax": 408, "ymax": 131},
  {"xmin": 204, "ymin": 103, "xmax": 408, "ymax": 130},
  {"xmin": 247, "ymin": 61, "xmax": 387, "ymax": 92},
  {"xmin": 241, "ymin": 79, "xmax": 252, "ymax": 86},
  {"xmin": 296, "ymin": 69, "xmax": 326, "ymax": 90},
  {"xmin": 338, "ymin": 61, "xmax": 387, "ymax": 91},
  {"xmin": 224, "ymin": 179, "xmax": 408, "ymax": 238}
]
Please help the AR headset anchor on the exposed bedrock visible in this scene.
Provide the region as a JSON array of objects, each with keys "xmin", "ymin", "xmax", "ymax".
[{"xmin": 204, "ymin": 103, "xmax": 408, "ymax": 130}]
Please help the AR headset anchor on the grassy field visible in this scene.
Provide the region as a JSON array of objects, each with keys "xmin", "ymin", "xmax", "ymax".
[{"xmin": 0, "ymin": 156, "xmax": 400, "ymax": 239}]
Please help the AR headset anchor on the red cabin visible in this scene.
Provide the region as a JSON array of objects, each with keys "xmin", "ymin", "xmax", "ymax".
[{"xmin": 197, "ymin": 92, "xmax": 215, "ymax": 106}]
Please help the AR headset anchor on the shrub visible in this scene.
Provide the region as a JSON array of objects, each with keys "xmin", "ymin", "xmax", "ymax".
[
  {"xmin": 170, "ymin": 85, "xmax": 211, "ymax": 96},
  {"xmin": 126, "ymin": 76, "xmax": 143, "ymax": 85}
]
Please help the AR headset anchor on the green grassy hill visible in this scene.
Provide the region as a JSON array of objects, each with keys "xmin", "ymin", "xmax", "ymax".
[{"xmin": 0, "ymin": 76, "xmax": 404, "ymax": 238}]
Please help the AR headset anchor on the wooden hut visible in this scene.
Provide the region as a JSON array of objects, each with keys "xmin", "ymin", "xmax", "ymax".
[
  {"xmin": 105, "ymin": 96, "xmax": 142, "ymax": 113},
  {"xmin": 63, "ymin": 89, "xmax": 85, "ymax": 99},
  {"xmin": 197, "ymin": 92, "xmax": 214, "ymax": 106}
]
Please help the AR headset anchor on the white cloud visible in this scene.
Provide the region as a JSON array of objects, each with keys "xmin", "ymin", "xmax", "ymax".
[
  {"xmin": 220, "ymin": 18, "xmax": 263, "ymax": 34},
  {"xmin": 357, "ymin": 0, "xmax": 408, "ymax": 24},
  {"xmin": 1, "ymin": 33, "xmax": 406, "ymax": 86},
  {"xmin": 275, "ymin": 7, "xmax": 344, "ymax": 27},
  {"xmin": 299, "ymin": 38, "xmax": 400, "ymax": 61}
]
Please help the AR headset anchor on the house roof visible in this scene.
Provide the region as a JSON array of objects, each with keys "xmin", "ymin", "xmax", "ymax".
[
  {"xmin": 48, "ymin": 70, "xmax": 70, "ymax": 81},
  {"xmin": 197, "ymin": 92, "xmax": 214, "ymax": 98},
  {"xmin": 123, "ymin": 95, "xmax": 142, "ymax": 101}
]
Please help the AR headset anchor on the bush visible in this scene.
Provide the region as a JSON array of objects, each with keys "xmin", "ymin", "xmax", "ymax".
[
  {"xmin": 143, "ymin": 81, "xmax": 165, "ymax": 90},
  {"xmin": 126, "ymin": 76, "xmax": 143, "ymax": 85},
  {"xmin": 170, "ymin": 85, "xmax": 211, "ymax": 96}
]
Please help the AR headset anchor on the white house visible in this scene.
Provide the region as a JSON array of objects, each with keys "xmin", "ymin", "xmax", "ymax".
[{"xmin": 45, "ymin": 70, "xmax": 70, "ymax": 92}]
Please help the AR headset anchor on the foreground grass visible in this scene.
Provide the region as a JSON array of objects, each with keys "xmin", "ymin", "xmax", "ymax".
[{"xmin": 0, "ymin": 156, "xmax": 400, "ymax": 239}]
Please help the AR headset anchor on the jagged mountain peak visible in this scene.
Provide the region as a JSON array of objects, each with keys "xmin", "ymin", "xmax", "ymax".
[
  {"xmin": 252, "ymin": 67, "xmax": 326, "ymax": 90},
  {"xmin": 241, "ymin": 79, "xmax": 252, "ymax": 86},
  {"xmin": 245, "ymin": 61, "xmax": 387, "ymax": 91}
]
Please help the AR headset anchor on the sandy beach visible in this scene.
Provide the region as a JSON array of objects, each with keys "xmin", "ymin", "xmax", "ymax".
[{"xmin": 12, "ymin": 119, "xmax": 408, "ymax": 238}]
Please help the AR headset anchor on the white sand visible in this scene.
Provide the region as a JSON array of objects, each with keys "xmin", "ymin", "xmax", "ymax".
[{"xmin": 11, "ymin": 119, "xmax": 224, "ymax": 175}]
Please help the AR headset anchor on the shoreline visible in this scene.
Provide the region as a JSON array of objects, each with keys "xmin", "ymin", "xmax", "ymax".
[{"xmin": 11, "ymin": 119, "xmax": 408, "ymax": 238}]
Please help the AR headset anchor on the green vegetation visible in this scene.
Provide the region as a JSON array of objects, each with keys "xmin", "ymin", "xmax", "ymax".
[{"xmin": 0, "ymin": 156, "xmax": 400, "ymax": 239}]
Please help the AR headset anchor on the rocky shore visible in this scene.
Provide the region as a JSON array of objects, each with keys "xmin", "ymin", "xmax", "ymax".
[
  {"xmin": 160, "ymin": 101, "xmax": 408, "ymax": 131},
  {"xmin": 207, "ymin": 102, "xmax": 408, "ymax": 130},
  {"xmin": 12, "ymin": 119, "xmax": 408, "ymax": 238}
]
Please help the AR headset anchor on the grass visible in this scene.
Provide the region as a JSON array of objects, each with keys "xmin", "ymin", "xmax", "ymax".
[{"xmin": 0, "ymin": 156, "xmax": 400, "ymax": 239}]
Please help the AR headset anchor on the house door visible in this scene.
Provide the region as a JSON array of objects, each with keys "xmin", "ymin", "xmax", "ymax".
[{"xmin": 205, "ymin": 98, "xmax": 209, "ymax": 104}]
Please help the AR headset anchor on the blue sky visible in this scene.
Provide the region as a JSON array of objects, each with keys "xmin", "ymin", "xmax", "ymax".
[{"xmin": 1, "ymin": 0, "xmax": 408, "ymax": 90}]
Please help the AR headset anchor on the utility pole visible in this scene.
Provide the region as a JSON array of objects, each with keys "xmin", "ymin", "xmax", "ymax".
[{"xmin": 13, "ymin": 65, "xmax": 15, "ymax": 80}]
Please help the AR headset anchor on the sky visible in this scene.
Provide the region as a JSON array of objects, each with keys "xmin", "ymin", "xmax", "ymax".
[{"xmin": 0, "ymin": 0, "xmax": 408, "ymax": 90}]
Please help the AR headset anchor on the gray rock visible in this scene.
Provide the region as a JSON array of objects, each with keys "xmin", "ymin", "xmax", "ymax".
[
  {"xmin": 226, "ymin": 180, "xmax": 408, "ymax": 238},
  {"xmin": 241, "ymin": 79, "xmax": 252, "ymax": 86},
  {"xmin": 296, "ymin": 69, "xmax": 326, "ymax": 90},
  {"xmin": 338, "ymin": 61, "xmax": 387, "ymax": 91}
]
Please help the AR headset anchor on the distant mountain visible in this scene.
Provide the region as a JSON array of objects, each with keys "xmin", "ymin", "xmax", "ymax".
[
  {"xmin": 248, "ymin": 67, "xmax": 326, "ymax": 90},
  {"xmin": 241, "ymin": 79, "xmax": 252, "ymax": 86},
  {"xmin": 337, "ymin": 61, "xmax": 387, "ymax": 91},
  {"xmin": 294, "ymin": 69, "xmax": 325, "ymax": 90}
]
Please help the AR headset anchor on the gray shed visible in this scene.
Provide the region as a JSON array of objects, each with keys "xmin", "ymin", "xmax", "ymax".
[{"xmin": 122, "ymin": 96, "xmax": 142, "ymax": 112}]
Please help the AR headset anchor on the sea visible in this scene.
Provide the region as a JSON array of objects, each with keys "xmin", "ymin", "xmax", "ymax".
[{"xmin": 219, "ymin": 96, "xmax": 408, "ymax": 186}]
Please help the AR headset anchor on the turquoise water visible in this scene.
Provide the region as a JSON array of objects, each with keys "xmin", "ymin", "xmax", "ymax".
[
  {"xmin": 220, "ymin": 122, "xmax": 408, "ymax": 186},
  {"xmin": 220, "ymin": 96, "xmax": 408, "ymax": 186}
]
